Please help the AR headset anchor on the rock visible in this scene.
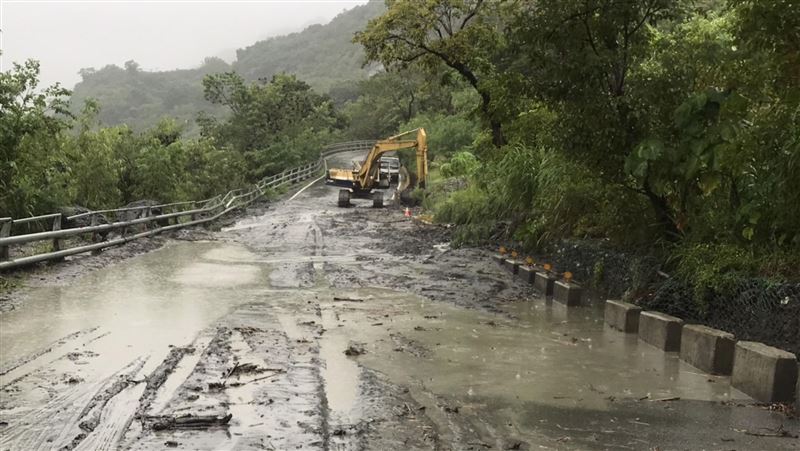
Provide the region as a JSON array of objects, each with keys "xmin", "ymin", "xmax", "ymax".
[
  {"xmin": 58, "ymin": 206, "xmax": 109, "ymax": 238},
  {"xmin": 344, "ymin": 343, "xmax": 366, "ymax": 356},
  {"xmin": 119, "ymin": 200, "xmax": 166, "ymax": 226}
]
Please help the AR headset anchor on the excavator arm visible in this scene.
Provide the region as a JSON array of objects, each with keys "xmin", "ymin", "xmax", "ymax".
[
  {"xmin": 326, "ymin": 128, "xmax": 428, "ymax": 207},
  {"xmin": 357, "ymin": 131, "xmax": 427, "ymax": 187},
  {"xmin": 328, "ymin": 128, "xmax": 428, "ymax": 191}
]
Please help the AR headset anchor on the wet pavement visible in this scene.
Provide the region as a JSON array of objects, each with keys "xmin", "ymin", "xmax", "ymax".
[{"xmin": 1, "ymin": 151, "xmax": 798, "ymax": 450}]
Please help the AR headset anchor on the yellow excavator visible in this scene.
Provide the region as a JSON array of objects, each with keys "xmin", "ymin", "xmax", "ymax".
[{"xmin": 326, "ymin": 128, "xmax": 428, "ymax": 208}]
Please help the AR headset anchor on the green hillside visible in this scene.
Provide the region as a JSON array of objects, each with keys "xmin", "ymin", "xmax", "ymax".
[
  {"xmin": 233, "ymin": 1, "xmax": 383, "ymax": 91},
  {"xmin": 70, "ymin": 58, "xmax": 231, "ymax": 134},
  {"xmin": 69, "ymin": 1, "xmax": 384, "ymax": 133}
]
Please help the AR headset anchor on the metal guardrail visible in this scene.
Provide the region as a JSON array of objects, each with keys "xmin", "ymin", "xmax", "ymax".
[{"xmin": 0, "ymin": 140, "xmax": 374, "ymax": 270}]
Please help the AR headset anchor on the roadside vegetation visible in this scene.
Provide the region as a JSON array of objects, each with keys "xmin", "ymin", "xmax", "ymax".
[{"xmin": 0, "ymin": 61, "xmax": 343, "ymax": 220}]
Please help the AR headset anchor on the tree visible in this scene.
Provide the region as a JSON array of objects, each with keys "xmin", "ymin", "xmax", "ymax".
[
  {"xmin": 510, "ymin": 0, "xmax": 685, "ymax": 239},
  {"xmin": 199, "ymin": 72, "xmax": 345, "ymax": 180},
  {"xmin": 0, "ymin": 59, "xmax": 73, "ymax": 217},
  {"xmin": 124, "ymin": 60, "xmax": 140, "ymax": 74},
  {"xmin": 355, "ymin": 0, "xmax": 509, "ymax": 146},
  {"xmin": 342, "ymin": 67, "xmax": 454, "ymax": 139}
]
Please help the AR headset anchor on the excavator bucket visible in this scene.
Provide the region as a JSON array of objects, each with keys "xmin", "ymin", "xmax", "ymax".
[{"xmin": 397, "ymin": 167, "xmax": 420, "ymax": 206}]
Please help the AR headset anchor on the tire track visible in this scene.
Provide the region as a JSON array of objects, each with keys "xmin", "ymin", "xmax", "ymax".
[
  {"xmin": 0, "ymin": 357, "xmax": 144, "ymax": 451},
  {"xmin": 0, "ymin": 327, "xmax": 101, "ymax": 387}
]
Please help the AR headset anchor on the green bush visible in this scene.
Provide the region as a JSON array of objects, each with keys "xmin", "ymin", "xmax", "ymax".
[
  {"xmin": 439, "ymin": 151, "xmax": 481, "ymax": 178},
  {"xmin": 433, "ymin": 185, "xmax": 497, "ymax": 245},
  {"xmin": 399, "ymin": 112, "xmax": 480, "ymax": 159}
]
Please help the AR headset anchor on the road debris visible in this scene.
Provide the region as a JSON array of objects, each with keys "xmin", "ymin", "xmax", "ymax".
[
  {"xmin": 735, "ymin": 425, "xmax": 799, "ymax": 438},
  {"xmin": 344, "ymin": 343, "xmax": 366, "ymax": 356},
  {"xmin": 148, "ymin": 413, "xmax": 233, "ymax": 431},
  {"xmin": 333, "ymin": 296, "xmax": 365, "ymax": 302}
]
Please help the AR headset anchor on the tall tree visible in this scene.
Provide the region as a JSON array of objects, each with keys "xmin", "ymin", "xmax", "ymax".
[
  {"xmin": 199, "ymin": 72, "xmax": 345, "ymax": 180},
  {"xmin": 511, "ymin": 0, "xmax": 685, "ymax": 239},
  {"xmin": 0, "ymin": 60, "xmax": 73, "ymax": 217},
  {"xmin": 355, "ymin": 0, "xmax": 509, "ymax": 146}
]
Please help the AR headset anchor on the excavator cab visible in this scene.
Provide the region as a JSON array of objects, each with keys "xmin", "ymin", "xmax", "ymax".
[{"xmin": 326, "ymin": 128, "xmax": 428, "ymax": 208}]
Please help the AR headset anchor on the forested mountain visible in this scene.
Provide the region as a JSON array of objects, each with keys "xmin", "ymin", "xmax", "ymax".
[
  {"xmin": 233, "ymin": 1, "xmax": 383, "ymax": 91},
  {"xmin": 70, "ymin": 58, "xmax": 231, "ymax": 133},
  {"xmin": 69, "ymin": 1, "xmax": 384, "ymax": 133}
]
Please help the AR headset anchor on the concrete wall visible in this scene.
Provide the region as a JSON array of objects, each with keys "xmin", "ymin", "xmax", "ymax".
[
  {"xmin": 638, "ymin": 311, "xmax": 683, "ymax": 352},
  {"xmin": 553, "ymin": 281, "xmax": 582, "ymax": 306},
  {"xmin": 534, "ymin": 272, "xmax": 555, "ymax": 296},
  {"xmin": 504, "ymin": 259, "xmax": 520, "ymax": 274},
  {"xmin": 732, "ymin": 341, "xmax": 798, "ymax": 403},
  {"xmin": 680, "ymin": 325, "xmax": 735, "ymax": 375},
  {"xmin": 517, "ymin": 266, "xmax": 536, "ymax": 284},
  {"xmin": 604, "ymin": 300, "xmax": 641, "ymax": 333}
]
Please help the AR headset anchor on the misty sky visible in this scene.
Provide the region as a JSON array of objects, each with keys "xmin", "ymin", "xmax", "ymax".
[{"xmin": 1, "ymin": 0, "xmax": 368, "ymax": 90}]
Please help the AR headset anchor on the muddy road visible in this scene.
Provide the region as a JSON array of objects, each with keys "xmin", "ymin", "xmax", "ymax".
[{"xmin": 1, "ymin": 152, "xmax": 798, "ymax": 450}]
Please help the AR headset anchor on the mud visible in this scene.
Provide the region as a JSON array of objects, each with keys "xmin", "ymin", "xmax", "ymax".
[{"xmin": 1, "ymin": 151, "xmax": 798, "ymax": 450}]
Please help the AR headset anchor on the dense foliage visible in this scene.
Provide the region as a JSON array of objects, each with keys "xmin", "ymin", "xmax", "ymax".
[
  {"xmin": 198, "ymin": 72, "xmax": 345, "ymax": 181},
  {"xmin": 1, "ymin": 61, "xmax": 245, "ymax": 218},
  {"xmin": 70, "ymin": 58, "xmax": 231, "ymax": 135}
]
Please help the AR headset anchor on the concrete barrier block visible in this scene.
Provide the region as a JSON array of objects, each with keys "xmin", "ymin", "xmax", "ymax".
[
  {"xmin": 553, "ymin": 281, "xmax": 582, "ymax": 306},
  {"xmin": 492, "ymin": 255, "xmax": 504, "ymax": 265},
  {"xmin": 732, "ymin": 341, "xmax": 797, "ymax": 403},
  {"xmin": 604, "ymin": 300, "xmax": 641, "ymax": 333},
  {"xmin": 534, "ymin": 272, "xmax": 555, "ymax": 296},
  {"xmin": 796, "ymin": 364, "xmax": 799, "ymax": 410},
  {"xmin": 638, "ymin": 311, "xmax": 683, "ymax": 352},
  {"xmin": 517, "ymin": 265, "xmax": 536, "ymax": 284},
  {"xmin": 680, "ymin": 325, "xmax": 735, "ymax": 375},
  {"xmin": 504, "ymin": 259, "xmax": 520, "ymax": 274}
]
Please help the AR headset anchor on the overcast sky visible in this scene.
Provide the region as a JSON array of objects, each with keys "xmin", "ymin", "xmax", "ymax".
[{"xmin": 1, "ymin": 0, "xmax": 368, "ymax": 90}]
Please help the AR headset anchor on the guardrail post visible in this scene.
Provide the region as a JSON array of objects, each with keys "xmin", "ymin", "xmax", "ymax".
[
  {"xmin": 191, "ymin": 202, "xmax": 198, "ymax": 221},
  {"xmin": 0, "ymin": 218, "xmax": 11, "ymax": 261},
  {"xmin": 90, "ymin": 214, "xmax": 99, "ymax": 243},
  {"xmin": 139, "ymin": 206, "xmax": 147, "ymax": 230},
  {"xmin": 90, "ymin": 214, "xmax": 103, "ymax": 255},
  {"xmin": 144, "ymin": 207, "xmax": 152, "ymax": 230},
  {"xmin": 52, "ymin": 214, "xmax": 65, "ymax": 260}
]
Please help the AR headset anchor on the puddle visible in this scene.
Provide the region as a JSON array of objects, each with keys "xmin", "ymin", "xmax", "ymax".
[
  {"xmin": 0, "ymin": 242, "xmax": 266, "ymax": 386},
  {"xmin": 313, "ymin": 287, "xmax": 748, "ymax": 425},
  {"xmin": 318, "ymin": 305, "xmax": 361, "ymax": 417},
  {"xmin": 172, "ymin": 262, "xmax": 261, "ymax": 287}
]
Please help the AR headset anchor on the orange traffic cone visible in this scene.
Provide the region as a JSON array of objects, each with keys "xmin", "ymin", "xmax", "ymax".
[{"xmin": 404, "ymin": 207, "xmax": 411, "ymax": 217}]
